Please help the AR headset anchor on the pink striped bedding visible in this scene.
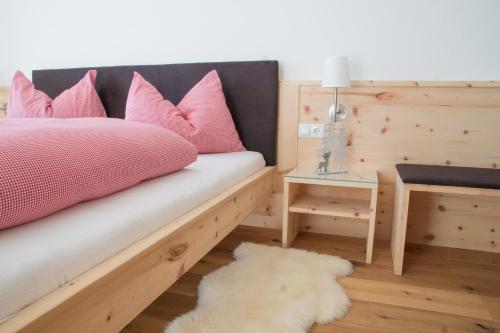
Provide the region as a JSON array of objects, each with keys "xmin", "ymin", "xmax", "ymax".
[{"xmin": 0, "ymin": 118, "xmax": 197, "ymax": 230}]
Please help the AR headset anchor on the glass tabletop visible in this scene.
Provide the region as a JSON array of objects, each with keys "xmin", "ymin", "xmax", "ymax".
[{"xmin": 285, "ymin": 164, "xmax": 378, "ymax": 184}]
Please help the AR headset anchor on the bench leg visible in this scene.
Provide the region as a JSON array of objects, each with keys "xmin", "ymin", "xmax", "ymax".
[
  {"xmin": 366, "ymin": 185, "xmax": 378, "ymax": 264},
  {"xmin": 391, "ymin": 175, "xmax": 411, "ymax": 275},
  {"xmin": 283, "ymin": 181, "xmax": 300, "ymax": 248}
]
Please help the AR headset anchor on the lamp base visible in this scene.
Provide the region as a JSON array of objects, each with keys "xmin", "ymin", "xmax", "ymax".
[{"xmin": 328, "ymin": 103, "xmax": 347, "ymax": 121}]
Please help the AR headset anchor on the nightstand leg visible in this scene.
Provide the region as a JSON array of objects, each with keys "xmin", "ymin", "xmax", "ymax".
[
  {"xmin": 282, "ymin": 181, "xmax": 300, "ymax": 247},
  {"xmin": 366, "ymin": 186, "xmax": 378, "ymax": 264}
]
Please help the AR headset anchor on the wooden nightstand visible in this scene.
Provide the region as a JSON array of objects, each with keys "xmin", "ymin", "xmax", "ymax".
[{"xmin": 282, "ymin": 165, "xmax": 379, "ymax": 263}]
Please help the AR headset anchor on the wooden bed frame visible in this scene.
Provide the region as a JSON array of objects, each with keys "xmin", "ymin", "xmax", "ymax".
[
  {"xmin": 0, "ymin": 167, "xmax": 274, "ymax": 333},
  {"xmin": 0, "ymin": 61, "xmax": 278, "ymax": 332}
]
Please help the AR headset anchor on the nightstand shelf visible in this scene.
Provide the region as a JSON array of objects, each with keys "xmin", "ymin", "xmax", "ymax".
[
  {"xmin": 289, "ymin": 195, "xmax": 371, "ymax": 220},
  {"xmin": 282, "ymin": 166, "xmax": 379, "ymax": 263}
]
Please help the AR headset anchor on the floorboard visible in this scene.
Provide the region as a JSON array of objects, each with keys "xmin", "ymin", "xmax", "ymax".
[{"xmin": 122, "ymin": 226, "xmax": 500, "ymax": 333}]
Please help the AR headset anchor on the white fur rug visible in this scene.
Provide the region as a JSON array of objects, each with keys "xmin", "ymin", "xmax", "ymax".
[{"xmin": 165, "ymin": 242, "xmax": 353, "ymax": 333}]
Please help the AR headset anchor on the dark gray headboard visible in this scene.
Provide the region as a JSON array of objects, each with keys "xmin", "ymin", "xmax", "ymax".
[{"xmin": 32, "ymin": 60, "xmax": 278, "ymax": 165}]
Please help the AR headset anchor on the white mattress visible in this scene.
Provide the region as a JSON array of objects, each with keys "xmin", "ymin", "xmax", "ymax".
[{"xmin": 0, "ymin": 151, "xmax": 265, "ymax": 322}]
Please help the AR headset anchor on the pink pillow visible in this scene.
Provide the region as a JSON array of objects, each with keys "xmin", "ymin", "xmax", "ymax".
[
  {"xmin": 0, "ymin": 117, "xmax": 197, "ymax": 230},
  {"xmin": 125, "ymin": 70, "xmax": 245, "ymax": 153},
  {"xmin": 7, "ymin": 70, "xmax": 106, "ymax": 118}
]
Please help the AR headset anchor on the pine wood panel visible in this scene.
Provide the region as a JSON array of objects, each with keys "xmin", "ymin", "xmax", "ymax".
[
  {"xmin": 243, "ymin": 80, "xmax": 500, "ymax": 253},
  {"xmin": 123, "ymin": 225, "xmax": 500, "ymax": 333},
  {"xmin": 277, "ymin": 81, "xmax": 300, "ymax": 173}
]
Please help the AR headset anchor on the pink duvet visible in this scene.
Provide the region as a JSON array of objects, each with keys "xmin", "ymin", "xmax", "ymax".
[{"xmin": 0, "ymin": 118, "xmax": 197, "ymax": 230}]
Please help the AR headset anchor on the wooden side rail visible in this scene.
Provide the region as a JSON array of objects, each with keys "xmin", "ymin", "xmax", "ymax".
[{"xmin": 0, "ymin": 167, "xmax": 274, "ymax": 333}]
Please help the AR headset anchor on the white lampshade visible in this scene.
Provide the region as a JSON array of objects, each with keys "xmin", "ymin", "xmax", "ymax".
[{"xmin": 322, "ymin": 56, "xmax": 351, "ymax": 88}]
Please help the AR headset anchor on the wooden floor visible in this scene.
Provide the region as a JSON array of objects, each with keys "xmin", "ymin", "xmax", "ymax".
[{"xmin": 122, "ymin": 226, "xmax": 500, "ymax": 333}]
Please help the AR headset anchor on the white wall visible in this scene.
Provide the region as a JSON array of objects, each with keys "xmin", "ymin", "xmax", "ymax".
[{"xmin": 1, "ymin": 0, "xmax": 500, "ymax": 85}]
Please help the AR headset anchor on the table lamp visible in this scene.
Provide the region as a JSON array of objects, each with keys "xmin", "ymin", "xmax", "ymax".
[
  {"xmin": 322, "ymin": 56, "xmax": 350, "ymax": 122},
  {"xmin": 316, "ymin": 56, "xmax": 350, "ymax": 175}
]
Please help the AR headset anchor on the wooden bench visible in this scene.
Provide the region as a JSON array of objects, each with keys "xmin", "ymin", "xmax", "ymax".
[{"xmin": 391, "ymin": 164, "xmax": 500, "ymax": 275}]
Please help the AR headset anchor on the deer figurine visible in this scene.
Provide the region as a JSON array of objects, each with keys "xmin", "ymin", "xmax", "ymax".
[{"xmin": 317, "ymin": 151, "xmax": 331, "ymax": 173}]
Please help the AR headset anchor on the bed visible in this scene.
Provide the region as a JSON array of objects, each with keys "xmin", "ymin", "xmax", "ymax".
[{"xmin": 0, "ymin": 61, "xmax": 278, "ymax": 333}]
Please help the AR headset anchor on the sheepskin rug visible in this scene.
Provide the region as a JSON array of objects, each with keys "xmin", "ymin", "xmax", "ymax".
[{"xmin": 165, "ymin": 242, "xmax": 353, "ymax": 333}]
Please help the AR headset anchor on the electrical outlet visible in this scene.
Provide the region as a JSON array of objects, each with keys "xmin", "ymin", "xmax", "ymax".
[
  {"xmin": 310, "ymin": 124, "xmax": 325, "ymax": 138},
  {"xmin": 297, "ymin": 123, "xmax": 324, "ymax": 138}
]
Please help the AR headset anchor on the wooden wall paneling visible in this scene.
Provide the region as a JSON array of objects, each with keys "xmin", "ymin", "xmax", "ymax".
[
  {"xmin": 296, "ymin": 184, "xmax": 373, "ymax": 239},
  {"xmin": 242, "ymin": 81, "xmax": 302, "ymax": 230},
  {"xmin": 300, "ymin": 214, "xmax": 369, "ymax": 238},
  {"xmin": 276, "ymin": 81, "xmax": 300, "ymax": 174},
  {"xmin": 241, "ymin": 191, "xmax": 283, "ymax": 229},
  {"xmin": 406, "ymin": 191, "xmax": 500, "ymax": 252},
  {"xmin": 295, "ymin": 83, "xmax": 500, "ymax": 252},
  {"xmin": 300, "ymin": 183, "xmax": 372, "ymax": 200},
  {"xmin": 243, "ymin": 80, "xmax": 500, "ymax": 253}
]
